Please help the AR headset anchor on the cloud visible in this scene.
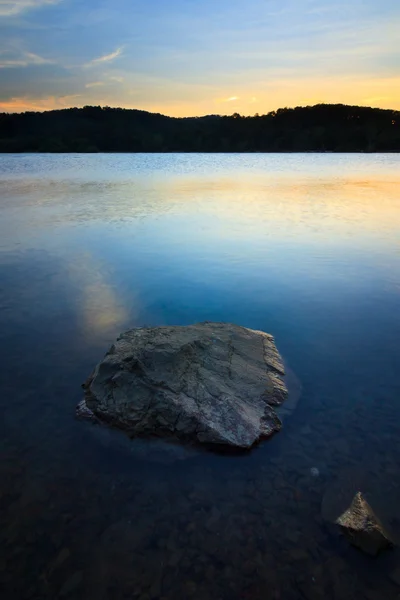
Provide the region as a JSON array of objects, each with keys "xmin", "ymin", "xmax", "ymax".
[
  {"xmin": 85, "ymin": 76, "xmax": 124, "ymax": 88},
  {"xmin": 85, "ymin": 81, "xmax": 105, "ymax": 88},
  {"xmin": 84, "ymin": 47, "xmax": 123, "ymax": 68},
  {"xmin": 214, "ymin": 95, "xmax": 240, "ymax": 104},
  {"xmin": 0, "ymin": 93, "xmax": 81, "ymax": 112},
  {"xmin": 0, "ymin": 51, "xmax": 54, "ymax": 68},
  {"xmin": 0, "ymin": 0, "xmax": 60, "ymax": 17}
]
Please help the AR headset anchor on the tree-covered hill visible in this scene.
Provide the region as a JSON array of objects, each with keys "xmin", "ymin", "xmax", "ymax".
[{"xmin": 0, "ymin": 103, "xmax": 399, "ymax": 152}]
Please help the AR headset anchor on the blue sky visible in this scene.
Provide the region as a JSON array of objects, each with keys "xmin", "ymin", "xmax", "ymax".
[{"xmin": 0, "ymin": 0, "xmax": 399, "ymax": 115}]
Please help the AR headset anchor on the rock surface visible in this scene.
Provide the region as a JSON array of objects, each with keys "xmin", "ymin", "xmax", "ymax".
[
  {"xmin": 336, "ymin": 491, "xmax": 393, "ymax": 556},
  {"xmin": 79, "ymin": 322, "xmax": 288, "ymax": 449}
]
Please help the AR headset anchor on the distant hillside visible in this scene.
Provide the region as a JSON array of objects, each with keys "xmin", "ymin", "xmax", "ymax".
[{"xmin": 0, "ymin": 104, "xmax": 399, "ymax": 152}]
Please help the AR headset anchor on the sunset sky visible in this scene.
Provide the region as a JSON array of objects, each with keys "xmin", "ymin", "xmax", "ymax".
[{"xmin": 0, "ymin": 0, "xmax": 399, "ymax": 116}]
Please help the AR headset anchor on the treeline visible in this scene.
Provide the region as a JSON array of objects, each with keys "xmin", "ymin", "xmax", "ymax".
[{"xmin": 0, "ymin": 103, "xmax": 399, "ymax": 152}]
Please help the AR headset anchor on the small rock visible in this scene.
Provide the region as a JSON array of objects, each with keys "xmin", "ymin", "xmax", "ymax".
[
  {"xmin": 336, "ymin": 491, "xmax": 393, "ymax": 556},
  {"xmin": 75, "ymin": 399, "xmax": 98, "ymax": 423},
  {"xmin": 310, "ymin": 468, "xmax": 320, "ymax": 478}
]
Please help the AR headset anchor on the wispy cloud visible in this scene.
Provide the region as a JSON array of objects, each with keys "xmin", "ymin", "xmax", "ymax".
[
  {"xmin": 84, "ymin": 47, "xmax": 123, "ymax": 68},
  {"xmin": 0, "ymin": 93, "xmax": 81, "ymax": 112},
  {"xmin": 0, "ymin": 51, "xmax": 54, "ymax": 68},
  {"xmin": 0, "ymin": 0, "xmax": 60, "ymax": 17},
  {"xmin": 85, "ymin": 76, "xmax": 124, "ymax": 88},
  {"xmin": 215, "ymin": 96, "xmax": 240, "ymax": 103},
  {"xmin": 85, "ymin": 81, "xmax": 105, "ymax": 88}
]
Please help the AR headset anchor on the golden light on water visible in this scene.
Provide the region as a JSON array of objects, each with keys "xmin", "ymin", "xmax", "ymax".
[
  {"xmin": 148, "ymin": 173, "xmax": 400, "ymax": 242},
  {"xmin": 65, "ymin": 254, "xmax": 129, "ymax": 341}
]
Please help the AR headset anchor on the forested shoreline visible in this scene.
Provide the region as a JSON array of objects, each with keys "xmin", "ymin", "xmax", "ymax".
[{"xmin": 0, "ymin": 103, "xmax": 399, "ymax": 152}]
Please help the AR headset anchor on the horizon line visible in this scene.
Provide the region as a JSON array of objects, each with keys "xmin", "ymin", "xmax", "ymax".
[{"xmin": 1, "ymin": 102, "xmax": 399, "ymax": 119}]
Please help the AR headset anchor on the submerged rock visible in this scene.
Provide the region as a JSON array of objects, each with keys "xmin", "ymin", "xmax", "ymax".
[
  {"xmin": 336, "ymin": 491, "xmax": 393, "ymax": 556},
  {"xmin": 78, "ymin": 322, "xmax": 288, "ymax": 450}
]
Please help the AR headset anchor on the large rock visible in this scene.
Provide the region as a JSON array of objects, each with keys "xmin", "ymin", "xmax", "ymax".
[
  {"xmin": 336, "ymin": 492, "xmax": 393, "ymax": 556},
  {"xmin": 78, "ymin": 322, "xmax": 288, "ymax": 449}
]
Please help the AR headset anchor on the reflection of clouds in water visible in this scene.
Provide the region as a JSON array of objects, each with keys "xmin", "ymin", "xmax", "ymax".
[
  {"xmin": 65, "ymin": 253, "xmax": 130, "ymax": 341},
  {"xmin": 0, "ymin": 178, "xmax": 171, "ymax": 230},
  {"xmin": 1, "ymin": 172, "xmax": 399, "ymax": 243},
  {"xmin": 155, "ymin": 175, "xmax": 400, "ymax": 239}
]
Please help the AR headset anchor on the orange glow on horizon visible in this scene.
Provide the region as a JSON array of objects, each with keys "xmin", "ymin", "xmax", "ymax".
[{"xmin": 1, "ymin": 75, "xmax": 399, "ymax": 116}]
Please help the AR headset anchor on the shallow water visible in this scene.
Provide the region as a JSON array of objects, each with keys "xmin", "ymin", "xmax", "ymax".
[{"xmin": 1, "ymin": 153, "xmax": 400, "ymax": 599}]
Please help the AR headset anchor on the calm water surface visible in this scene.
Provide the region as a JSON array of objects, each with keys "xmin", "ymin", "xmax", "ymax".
[{"xmin": 1, "ymin": 153, "xmax": 400, "ymax": 599}]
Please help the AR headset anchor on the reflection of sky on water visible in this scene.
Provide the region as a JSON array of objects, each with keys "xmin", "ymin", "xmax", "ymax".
[
  {"xmin": 1, "ymin": 153, "xmax": 399, "ymax": 344},
  {"xmin": 64, "ymin": 254, "xmax": 130, "ymax": 341},
  {"xmin": 1, "ymin": 157, "xmax": 399, "ymax": 241},
  {"xmin": 1, "ymin": 154, "xmax": 400, "ymax": 599}
]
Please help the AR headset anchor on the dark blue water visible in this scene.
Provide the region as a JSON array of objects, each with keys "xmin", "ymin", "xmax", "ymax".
[{"xmin": 1, "ymin": 153, "xmax": 400, "ymax": 599}]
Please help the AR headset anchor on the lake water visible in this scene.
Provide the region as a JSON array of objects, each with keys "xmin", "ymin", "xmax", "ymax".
[{"xmin": 1, "ymin": 153, "xmax": 400, "ymax": 599}]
